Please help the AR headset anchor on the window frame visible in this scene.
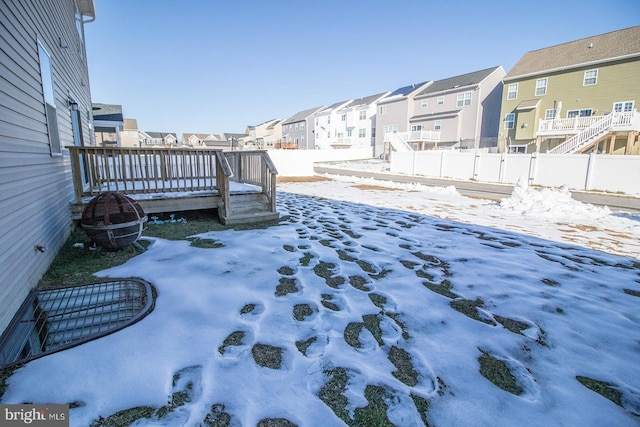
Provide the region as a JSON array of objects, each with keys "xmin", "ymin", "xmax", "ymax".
[
  {"xmin": 456, "ymin": 92, "xmax": 472, "ymax": 107},
  {"xmin": 583, "ymin": 69, "xmax": 598, "ymax": 86},
  {"xmin": 504, "ymin": 113, "xmax": 515, "ymax": 129},
  {"xmin": 535, "ymin": 78, "xmax": 548, "ymax": 96},
  {"xmin": 507, "ymin": 83, "xmax": 518, "ymax": 100},
  {"xmin": 37, "ymin": 40, "xmax": 62, "ymax": 156}
]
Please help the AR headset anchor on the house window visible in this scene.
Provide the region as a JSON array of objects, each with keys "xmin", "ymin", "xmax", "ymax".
[
  {"xmin": 508, "ymin": 145, "xmax": 527, "ymax": 154},
  {"xmin": 379, "ymin": 105, "xmax": 386, "ymax": 115},
  {"xmin": 411, "ymin": 124, "xmax": 422, "ymax": 132},
  {"xmin": 341, "ymin": 113, "xmax": 346, "ymax": 121},
  {"xmin": 421, "ymin": 100, "xmax": 428, "ymax": 108},
  {"xmin": 359, "ymin": 110, "xmax": 366, "ymax": 120},
  {"xmin": 456, "ymin": 92, "xmax": 472, "ymax": 107},
  {"xmin": 504, "ymin": 113, "xmax": 515, "ymax": 129},
  {"xmin": 38, "ymin": 41, "xmax": 61, "ymax": 156},
  {"xmin": 434, "ymin": 121, "xmax": 441, "ymax": 131},
  {"xmin": 300, "ymin": 122, "xmax": 305, "ymax": 130},
  {"xmin": 613, "ymin": 101, "xmax": 634, "ymax": 113},
  {"xmin": 383, "ymin": 124, "xmax": 398, "ymax": 134},
  {"xmin": 583, "ymin": 69, "xmax": 598, "ymax": 86},
  {"xmin": 327, "ymin": 116, "xmax": 331, "ymax": 124},
  {"xmin": 545, "ymin": 109, "xmax": 557, "ymax": 120},
  {"xmin": 359, "ymin": 128, "xmax": 366, "ymax": 138},
  {"xmin": 567, "ymin": 109, "xmax": 592, "ymax": 118},
  {"xmin": 371, "ymin": 128, "xmax": 376, "ymax": 137},
  {"xmin": 535, "ymin": 78, "xmax": 547, "ymax": 96},
  {"xmin": 315, "ymin": 118, "xmax": 318, "ymax": 126},
  {"xmin": 507, "ymin": 83, "xmax": 518, "ymax": 100},
  {"xmin": 327, "ymin": 132, "xmax": 330, "ymax": 138},
  {"xmin": 347, "ymin": 130, "xmax": 352, "ymax": 137},
  {"xmin": 437, "ymin": 97, "xmax": 444, "ymax": 105}
]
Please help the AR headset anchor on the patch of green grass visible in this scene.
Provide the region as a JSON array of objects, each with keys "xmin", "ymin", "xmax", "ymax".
[
  {"xmin": 313, "ymin": 261, "xmax": 337, "ymax": 280},
  {"xmin": 388, "ymin": 346, "xmax": 419, "ymax": 387},
  {"xmin": 275, "ymin": 277, "xmax": 299, "ymax": 296},
  {"xmin": 283, "ymin": 244, "xmax": 295, "ymax": 252},
  {"xmin": 321, "ymin": 294, "xmax": 340, "ymax": 311},
  {"xmin": 337, "ymin": 250, "xmax": 357, "ymax": 262},
  {"xmin": 478, "ymin": 350, "xmax": 523, "ymax": 396},
  {"xmin": 494, "ymin": 315, "xmax": 530, "ymax": 335},
  {"xmin": 186, "ymin": 237, "xmax": 223, "ymax": 248},
  {"xmin": 352, "ymin": 385, "xmax": 394, "ymax": 427},
  {"xmin": 252, "ymin": 344, "xmax": 283, "ymax": 369},
  {"xmin": 356, "ymin": 259, "xmax": 376, "ymax": 273},
  {"xmin": 349, "ymin": 275, "xmax": 371, "ymax": 291},
  {"xmin": 576, "ymin": 376, "xmax": 623, "ymax": 407},
  {"xmin": 90, "ymin": 406, "xmax": 155, "ymax": 426},
  {"xmin": 344, "ymin": 322, "xmax": 364, "ymax": 349},
  {"xmin": 450, "ymin": 298, "xmax": 496, "ymax": 325},
  {"xmin": 423, "ymin": 279, "xmax": 457, "ymax": 299},
  {"xmin": 218, "ymin": 331, "xmax": 245, "ymax": 355},
  {"xmin": 293, "ymin": 304, "xmax": 314, "ymax": 321},
  {"xmin": 362, "ymin": 314, "xmax": 384, "ymax": 347},
  {"xmin": 369, "ymin": 293, "xmax": 387, "ymax": 309},
  {"xmin": 240, "ymin": 304, "xmax": 256, "ymax": 315},
  {"xmin": 318, "ymin": 368, "xmax": 351, "ymax": 424},
  {"xmin": 203, "ymin": 403, "xmax": 232, "ymax": 426},
  {"xmin": 295, "ymin": 337, "xmax": 317, "ymax": 356},
  {"xmin": 299, "ymin": 252, "xmax": 314, "ymax": 266},
  {"xmin": 257, "ymin": 418, "xmax": 298, "ymax": 427},
  {"xmin": 277, "ymin": 266, "xmax": 295, "ymax": 275},
  {"xmin": 411, "ymin": 394, "xmax": 431, "ymax": 426}
]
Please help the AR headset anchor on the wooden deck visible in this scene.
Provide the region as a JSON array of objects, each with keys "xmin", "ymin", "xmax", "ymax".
[{"xmin": 68, "ymin": 147, "xmax": 279, "ymax": 224}]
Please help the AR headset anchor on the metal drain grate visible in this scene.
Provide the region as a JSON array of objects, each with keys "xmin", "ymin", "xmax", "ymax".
[{"xmin": 0, "ymin": 279, "xmax": 154, "ymax": 367}]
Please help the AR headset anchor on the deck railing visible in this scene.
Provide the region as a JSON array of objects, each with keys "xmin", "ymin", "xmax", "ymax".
[
  {"xmin": 224, "ymin": 150, "xmax": 278, "ymax": 213},
  {"xmin": 69, "ymin": 147, "xmax": 279, "ymax": 219}
]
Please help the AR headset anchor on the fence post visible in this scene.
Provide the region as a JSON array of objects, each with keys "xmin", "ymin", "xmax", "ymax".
[
  {"xmin": 472, "ymin": 151, "xmax": 481, "ymax": 180},
  {"xmin": 528, "ymin": 152, "xmax": 538, "ymax": 186},
  {"xmin": 439, "ymin": 151, "xmax": 446, "ymax": 178},
  {"xmin": 411, "ymin": 151, "xmax": 417, "ymax": 176},
  {"xmin": 499, "ymin": 153, "xmax": 507, "ymax": 183},
  {"xmin": 585, "ymin": 152, "xmax": 596, "ymax": 190}
]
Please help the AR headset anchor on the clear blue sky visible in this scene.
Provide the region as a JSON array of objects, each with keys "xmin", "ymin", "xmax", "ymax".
[{"xmin": 84, "ymin": 0, "xmax": 640, "ymax": 137}]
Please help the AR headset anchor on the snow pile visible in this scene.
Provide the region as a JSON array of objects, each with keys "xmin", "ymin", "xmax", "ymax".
[{"xmin": 496, "ymin": 177, "xmax": 611, "ymax": 219}]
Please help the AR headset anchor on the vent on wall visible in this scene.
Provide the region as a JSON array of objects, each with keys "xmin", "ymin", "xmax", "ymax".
[{"xmin": 0, "ymin": 279, "xmax": 154, "ymax": 367}]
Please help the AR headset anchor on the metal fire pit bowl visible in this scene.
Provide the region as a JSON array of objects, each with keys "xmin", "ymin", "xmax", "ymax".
[{"xmin": 81, "ymin": 192, "xmax": 147, "ymax": 250}]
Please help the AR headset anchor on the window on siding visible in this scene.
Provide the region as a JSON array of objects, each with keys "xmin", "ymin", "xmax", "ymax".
[
  {"xmin": 379, "ymin": 105, "xmax": 386, "ymax": 115},
  {"xmin": 457, "ymin": 92, "xmax": 472, "ymax": 107},
  {"xmin": 434, "ymin": 121, "xmax": 441, "ymax": 131},
  {"xmin": 504, "ymin": 113, "xmax": 515, "ymax": 129},
  {"xmin": 421, "ymin": 100, "xmax": 428, "ymax": 108},
  {"xmin": 437, "ymin": 97, "xmax": 444, "ymax": 105},
  {"xmin": 545, "ymin": 109, "xmax": 557, "ymax": 120},
  {"xmin": 411, "ymin": 124, "xmax": 422, "ymax": 132},
  {"xmin": 383, "ymin": 124, "xmax": 397, "ymax": 134},
  {"xmin": 535, "ymin": 78, "xmax": 548, "ymax": 96},
  {"xmin": 583, "ymin": 69, "xmax": 598, "ymax": 86},
  {"xmin": 359, "ymin": 128, "xmax": 366, "ymax": 138},
  {"xmin": 327, "ymin": 116, "xmax": 331, "ymax": 124},
  {"xmin": 341, "ymin": 113, "xmax": 346, "ymax": 121},
  {"xmin": 300, "ymin": 122, "xmax": 305, "ymax": 130},
  {"xmin": 613, "ymin": 101, "xmax": 634, "ymax": 113},
  {"xmin": 38, "ymin": 41, "xmax": 61, "ymax": 156},
  {"xmin": 347, "ymin": 130, "xmax": 352, "ymax": 137},
  {"xmin": 567, "ymin": 109, "xmax": 592, "ymax": 118},
  {"xmin": 507, "ymin": 83, "xmax": 518, "ymax": 100},
  {"xmin": 359, "ymin": 110, "xmax": 366, "ymax": 120}
]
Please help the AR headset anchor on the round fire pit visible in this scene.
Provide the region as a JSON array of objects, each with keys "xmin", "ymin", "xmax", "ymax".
[{"xmin": 81, "ymin": 192, "xmax": 147, "ymax": 250}]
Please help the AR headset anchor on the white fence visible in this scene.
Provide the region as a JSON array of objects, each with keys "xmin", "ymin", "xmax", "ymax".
[
  {"xmin": 391, "ymin": 151, "xmax": 640, "ymax": 195},
  {"xmin": 268, "ymin": 148, "xmax": 372, "ymax": 176}
]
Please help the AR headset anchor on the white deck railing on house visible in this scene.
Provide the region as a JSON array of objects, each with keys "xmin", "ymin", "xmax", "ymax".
[
  {"xmin": 538, "ymin": 111, "xmax": 636, "ymax": 135},
  {"xmin": 546, "ymin": 112, "xmax": 636, "ymax": 154}
]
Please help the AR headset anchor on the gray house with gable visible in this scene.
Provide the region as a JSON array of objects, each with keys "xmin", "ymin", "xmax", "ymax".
[{"xmin": 281, "ymin": 106, "xmax": 325, "ymax": 149}]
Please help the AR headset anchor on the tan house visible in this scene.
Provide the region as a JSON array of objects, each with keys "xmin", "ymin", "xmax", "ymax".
[
  {"xmin": 120, "ymin": 118, "xmax": 140, "ymax": 147},
  {"xmin": 139, "ymin": 131, "xmax": 178, "ymax": 147},
  {"xmin": 499, "ymin": 26, "xmax": 640, "ymax": 154}
]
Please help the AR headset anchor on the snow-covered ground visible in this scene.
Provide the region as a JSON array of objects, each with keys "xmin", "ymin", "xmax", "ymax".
[{"xmin": 2, "ymin": 170, "xmax": 640, "ymax": 426}]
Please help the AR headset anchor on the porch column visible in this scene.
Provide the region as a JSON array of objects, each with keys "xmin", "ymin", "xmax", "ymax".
[{"xmin": 607, "ymin": 134, "xmax": 616, "ymax": 154}]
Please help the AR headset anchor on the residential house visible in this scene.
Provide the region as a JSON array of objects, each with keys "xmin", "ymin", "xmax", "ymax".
[
  {"xmin": 120, "ymin": 118, "xmax": 140, "ymax": 147},
  {"xmin": 139, "ymin": 131, "xmax": 178, "ymax": 147},
  {"xmin": 312, "ymin": 100, "xmax": 353, "ymax": 150},
  {"xmin": 499, "ymin": 26, "xmax": 640, "ymax": 154},
  {"xmin": 224, "ymin": 133, "xmax": 246, "ymax": 150},
  {"xmin": 280, "ymin": 106, "xmax": 325, "ymax": 149},
  {"xmin": 255, "ymin": 119, "xmax": 282, "ymax": 149},
  {"xmin": 332, "ymin": 92, "xmax": 389, "ymax": 150},
  {"xmin": 182, "ymin": 133, "xmax": 226, "ymax": 148},
  {"xmin": 92, "ymin": 103, "xmax": 123, "ymax": 146},
  {"xmin": 374, "ymin": 81, "xmax": 430, "ymax": 157},
  {"xmin": 410, "ymin": 66, "xmax": 505, "ymax": 150},
  {"xmin": 0, "ymin": 0, "xmax": 96, "ymax": 333}
]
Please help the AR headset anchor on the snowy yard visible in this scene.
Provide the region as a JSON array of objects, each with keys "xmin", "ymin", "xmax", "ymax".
[{"xmin": 2, "ymin": 174, "xmax": 640, "ymax": 426}]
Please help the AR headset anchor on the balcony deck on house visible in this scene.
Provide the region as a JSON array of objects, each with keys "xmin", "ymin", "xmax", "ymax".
[{"xmin": 69, "ymin": 147, "xmax": 279, "ymax": 225}]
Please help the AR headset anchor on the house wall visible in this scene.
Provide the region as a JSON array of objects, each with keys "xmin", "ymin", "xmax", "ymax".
[
  {"xmin": 499, "ymin": 58, "xmax": 640, "ymax": 151},
  {"xmin": 0, "ymin": 0, "xmax": 94, "ymax": 332},
  {"xmin": 375, "ymin": 98, "xmax": 409, "ymax": 157}
]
